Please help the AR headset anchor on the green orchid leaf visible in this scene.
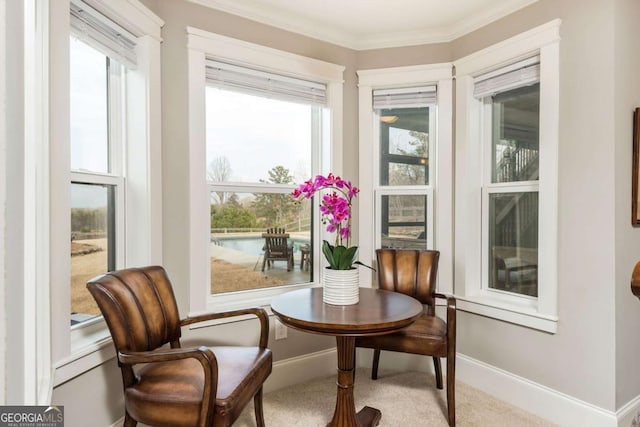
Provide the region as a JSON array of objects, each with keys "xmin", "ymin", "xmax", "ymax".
[
  {"xmin": 354, "ymin": 260, "xmax": 375, "ymax": 271},
  {"xmin": 322, "ymin": 240, "xmax": 338, "ymax": 269},
  {"xmin": 338, "ymin": 246, "xmax": 358, "ymax": 269},
  {"xmin": 321, "ymin": 240, "xmax": 373, "ymax": 270},
  {"xmin": 331, "ymin": 245, "xmax": 346, "ymax": 268}
]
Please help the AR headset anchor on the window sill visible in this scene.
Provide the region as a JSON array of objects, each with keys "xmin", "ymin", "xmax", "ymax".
[
  {"xmin": 201, "ymin": 282, "xmax": 318, "ymax": 315},
  {"xmin": 53, "ymin": 336, "xmax": 115, "ymax": 386},
  {"xmin": 456, "ymin": 293, "xmax": 558, "ymax": 333}
]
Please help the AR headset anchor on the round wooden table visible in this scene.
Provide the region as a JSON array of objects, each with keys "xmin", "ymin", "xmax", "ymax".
[{"xmin": 271, "ymin": 287, "xmax": 423, "ymax": 427}]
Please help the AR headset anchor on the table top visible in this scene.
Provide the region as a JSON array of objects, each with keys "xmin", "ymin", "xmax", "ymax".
[{"xmin": 271, "ymin": 287, "xmax": 423, "ymax": 337}]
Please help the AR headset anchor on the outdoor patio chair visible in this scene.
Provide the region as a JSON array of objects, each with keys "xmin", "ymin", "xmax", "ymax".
[{"xmin": 261, "ymin": 227, "xmax": 294, "ymax": 272}]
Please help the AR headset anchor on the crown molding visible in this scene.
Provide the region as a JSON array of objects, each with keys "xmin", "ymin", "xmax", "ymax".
[{"xmin": 188, "ymin": 0, "xmax": 539, "ymax": 50}]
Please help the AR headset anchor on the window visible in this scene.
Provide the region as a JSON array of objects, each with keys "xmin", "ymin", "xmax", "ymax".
[
  {"xmin": 48, "ymin": 0, "xmax": 162, "ymax": 385},
  {"xmin": 479, "ymin": 60, "xmax": 540, "ymax": 298},
  {"xmin": 357, "ymin": 65, "xmax": 454, "ymax": 290},
  {"xmin": 454, "ymin": 20, "xmax": 560, "ymax": 332},
  {"xmin": 204, "ymin": 61, "xmax": 328, "ymax": 294},
  {"xmin": 374, "ymin": 86, "xmax": 436, "ymax": 250},
  {"xmin": 69, "ymin": 36, "xmax": 125, "ymax": 326},
  {"xmin": 187, "ymin": 28, "xmax": 344, "ymax": 312}
]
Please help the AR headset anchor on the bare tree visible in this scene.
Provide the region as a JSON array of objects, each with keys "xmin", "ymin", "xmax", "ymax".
[{"xmin": 207, "ymin": 156, "xmax": 232, "ymax": 204}]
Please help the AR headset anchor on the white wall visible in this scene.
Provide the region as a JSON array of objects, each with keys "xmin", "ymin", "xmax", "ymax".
[
  {"xmin": 4, "ymin": 0, "xmax": 26, "ymax": 404},
  {"xmin": 614, "ymin": 0, "xmax": 640, "ymax": 410}
]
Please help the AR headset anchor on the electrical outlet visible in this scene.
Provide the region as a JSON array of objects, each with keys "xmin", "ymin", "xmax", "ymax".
[{"xmin": 275, "ymin": 319, "xmax": 288, "ymax": 340}]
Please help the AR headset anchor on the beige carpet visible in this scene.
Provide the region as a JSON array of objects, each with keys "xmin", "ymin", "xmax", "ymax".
[{"xmin": 234, "ymin": 369, "xmax": 556, "ymax": 426}]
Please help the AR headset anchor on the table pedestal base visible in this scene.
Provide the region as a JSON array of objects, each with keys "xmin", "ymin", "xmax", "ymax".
[
  {"xmin": 356, "ymin": 406, "xmax": 381, "ymax": 426},
  {"xmin": 327, "ymin": 337, "xmax": 382, "ymax": 427}
]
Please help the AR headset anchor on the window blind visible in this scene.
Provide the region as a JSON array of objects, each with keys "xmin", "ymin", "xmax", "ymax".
[
  {"xmin": 205, "ymin": 59, "xmax": 327, "ymax": 106},
  {"xmin": 373, "ymin": 86, "xmax": 437, "ymax": 110},
  {"xmin": 70, "ymin": 1, "xmax": 137, "ymax": 69},
  {"xmin": 474, "ymin": 56, "xmax": 539, "ymax": 98}
]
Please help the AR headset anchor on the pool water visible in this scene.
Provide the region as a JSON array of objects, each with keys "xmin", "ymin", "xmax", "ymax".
[
  {"xmin": 215, "ymin": 237, "xmax": 306, "ymax": 256},
  {"xmin": 216, "ymin": 238, "xmax": 265, "ymax": 255}
]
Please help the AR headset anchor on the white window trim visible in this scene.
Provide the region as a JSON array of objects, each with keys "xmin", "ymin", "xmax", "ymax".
[
  {"xmin": 21, "ymin": 0, "xmax": 52, "ymax": 404},
  {"xmin": 357, "ymin": 64, "xmax": 454, "ymax": 293},
  {"xmin": 186, "ymin": 27, "xmax": 344, "ymax": 314},
  {"xmin": 49, "ymin": 0, "xmax": 163, "ymax": 386},
  {"xmin": 453, "ymin": 19, "xmax": 560, "ymax": 333}
]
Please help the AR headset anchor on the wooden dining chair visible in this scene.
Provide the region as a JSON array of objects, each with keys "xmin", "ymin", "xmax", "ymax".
[
  {"xmin": 87, "ymin": 266, "xmax": 272, "ymax": 427},
  {"xmin": 355, "ymin": 249, "xmax": 457, "ymax": 426}
]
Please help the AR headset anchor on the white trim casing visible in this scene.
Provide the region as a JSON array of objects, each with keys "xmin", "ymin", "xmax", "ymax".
[
  {"xmin": 357, "ymin": 64, "xmax": 454, "ymax": 292},
  {"xmin": 126, "ymin": 34, "xmax": 164, "ymax": 266},
  {"xmin": 22, "ymin": 0, "xmax": 52, "ymax": 404},
  {"xmin": 453, "ymin": 19, "xmax": 560, "ymax": 332},
  {"xmin": 186, "ymin": 27, "xmax": 345, "ymax": 313}
]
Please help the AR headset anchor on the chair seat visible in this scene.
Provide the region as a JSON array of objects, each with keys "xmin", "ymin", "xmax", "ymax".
[
  {"xmin": 126, "ymin": 346, "xmax": 272, "ymax": 426},
  {"xmin": 356, "ymin": 313, "xmax": 448, "ymax": 357}
]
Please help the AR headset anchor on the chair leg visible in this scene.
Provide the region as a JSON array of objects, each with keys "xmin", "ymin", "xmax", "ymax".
[
  {"xmin": 446, "ymin": 356, "xmax": 456, "ymax": 427},
  {"xmin": 433, "ymin": 356, "xmax": 443, "ymax": 389},
  {"xmin": 371, "ymin": 349, "xmax": 381, "ymax": 380},
  {"xmin": 123, "ymin": 412, "xmax": 137, "ymax": 427},
  {"xmin": 254, "ymin": 386, "xmax": 266, "ymax": 427},
  {"xmin": 262, "ymin": 256, "xmax": 267, "ymax": 272}
]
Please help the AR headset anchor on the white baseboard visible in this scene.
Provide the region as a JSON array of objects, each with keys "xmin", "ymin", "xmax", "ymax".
[
  {"xmin": 617, "ymin": 394, "xmax": 640, "ymax": 427},
  {"xmin": 457, "ymin": 354, "xmax": 618, "ymax": 426}
]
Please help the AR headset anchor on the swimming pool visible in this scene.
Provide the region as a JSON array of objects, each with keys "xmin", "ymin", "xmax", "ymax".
[{"xmin": 215, "ymin": 236, "xmax": 308, "ymax": 256}]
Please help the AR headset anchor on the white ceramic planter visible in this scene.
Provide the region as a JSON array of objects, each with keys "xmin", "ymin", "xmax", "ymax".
[{"xmin": 322, "ymin": 268, "xmax": 359, "ymax": 305}]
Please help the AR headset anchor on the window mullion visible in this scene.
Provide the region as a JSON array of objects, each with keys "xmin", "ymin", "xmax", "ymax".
[{"xmin": 70, "ymin": 171, "xmax": 121, "ymax": 185}]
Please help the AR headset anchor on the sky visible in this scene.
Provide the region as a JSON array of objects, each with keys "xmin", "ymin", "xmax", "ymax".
[
  {"xmin": 70, "ymin": 37, "xmax": 110, "ymax": 209},
  {"xmin": 205, "ymin": 87, "xmax": 316, "ymax": 184}
]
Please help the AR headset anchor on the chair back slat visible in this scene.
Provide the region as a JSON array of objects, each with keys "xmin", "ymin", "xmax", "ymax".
[
  {"xmin": 263, "ymin": 228, "xmax": 289, "ymax": 253},
  {"xmin": 376, "ymin": 249, "xmax": 440, "ymax": 307},
  {"xmin": 87, "ymin": 266, "xmax": 182, "ymax": 352}
]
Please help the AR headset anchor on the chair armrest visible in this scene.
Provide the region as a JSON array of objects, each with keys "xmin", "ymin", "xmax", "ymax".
[
  {"xmin": 432, "ymin": 292, "xmax": 456, "ymax": 342},
  {"xmin": 118, "ymin": 345, "xmax": 216, "ymax": 367},
  {"xmin": 181, "ymin": 307, "xmax": 270, "ymax": 348},
  {"xmin": 433, "ymin": 292, "xmax": 456, "ymax": 308},
  {"xmin": 118, "ymin": 346, "xmax": 218, "ymax": 423}
]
